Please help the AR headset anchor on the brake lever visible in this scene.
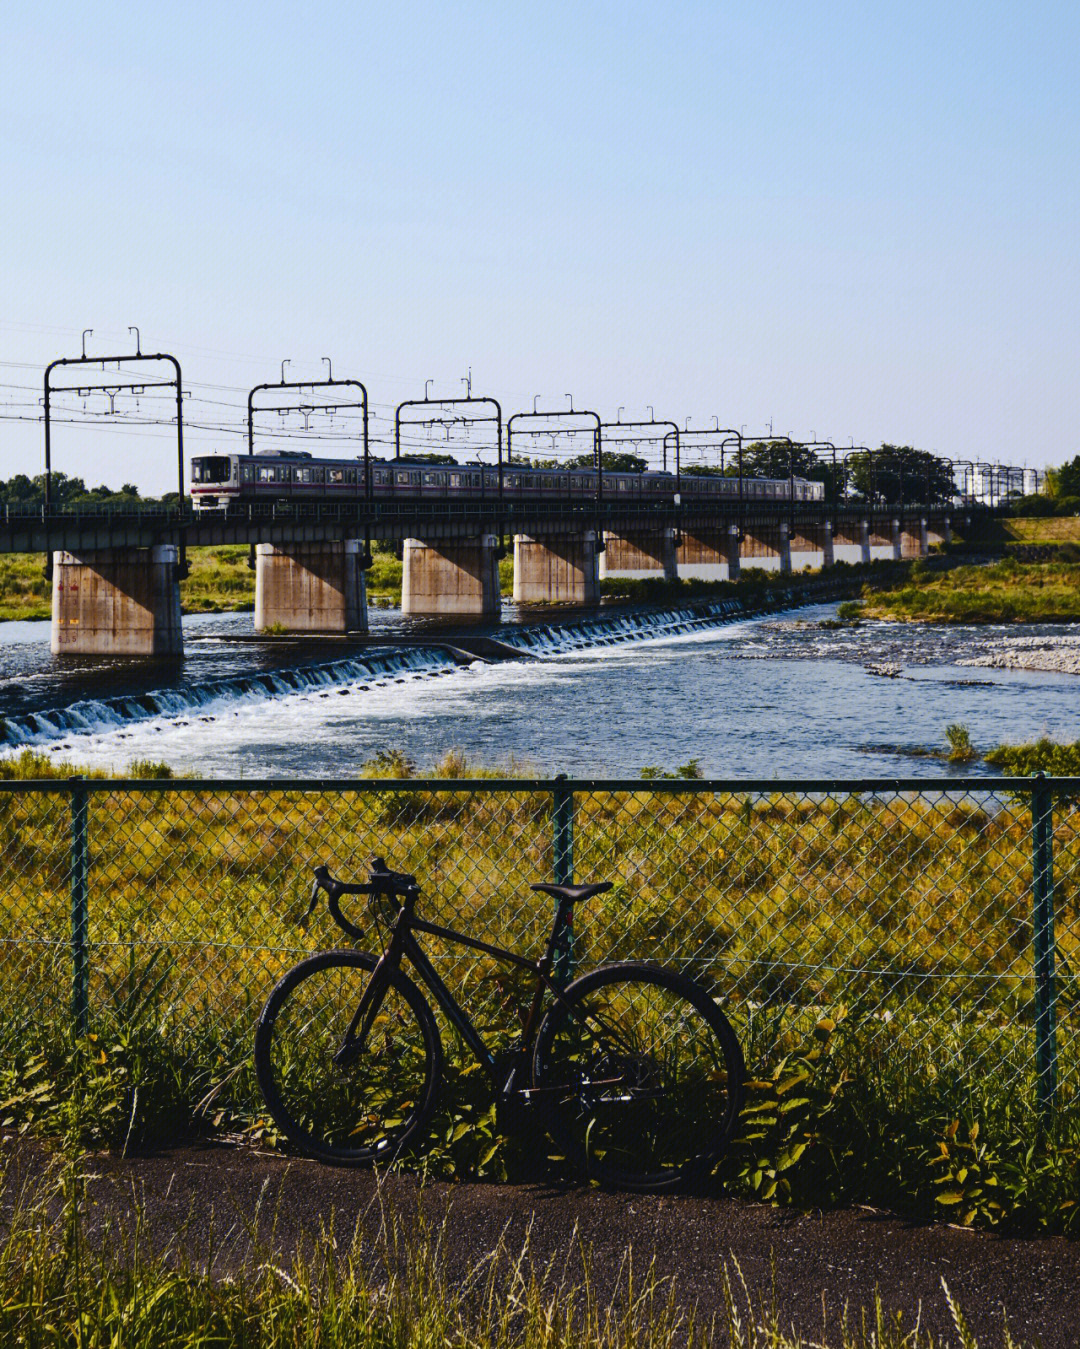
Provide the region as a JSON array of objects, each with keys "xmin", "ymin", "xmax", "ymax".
[{"xmin": 301, "ymin": 876, "xmax": 323, "ymax": 932}]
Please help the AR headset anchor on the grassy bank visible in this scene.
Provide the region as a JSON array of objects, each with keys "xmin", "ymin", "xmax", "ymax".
[
  {"xmin": 843, "ymin": 557, "xmax": 1080, "ymax": 623},
  {"xmin": 2, "ymin": 749, "xmax": 1079, "ymax": 1232}
]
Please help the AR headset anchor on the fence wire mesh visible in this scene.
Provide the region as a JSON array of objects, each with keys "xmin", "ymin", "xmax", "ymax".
[{"xmin": 1, "ymin": 776, "xmax": 1078, "ymax": 1139}]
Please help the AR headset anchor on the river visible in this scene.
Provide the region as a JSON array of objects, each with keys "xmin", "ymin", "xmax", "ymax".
[{"xmin": 2, "ymin": 600, "xmax": 1077, "ymax": 778}]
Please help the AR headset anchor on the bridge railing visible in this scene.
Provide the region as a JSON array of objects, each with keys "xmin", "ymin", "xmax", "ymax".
[{"xmin": 1, "ymin": 773, "xmax": 1076, "ymax": 1142}]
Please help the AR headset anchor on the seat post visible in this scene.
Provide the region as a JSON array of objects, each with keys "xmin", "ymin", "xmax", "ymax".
[{"xmin": 552, "ymin": 775, "xmax": 575, "ymax": 986}]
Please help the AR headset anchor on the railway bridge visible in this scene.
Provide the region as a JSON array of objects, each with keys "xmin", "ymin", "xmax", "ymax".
[
  {"xmin": 0, "ymin": 495, "xmax": 952, "ymax": 657},
  {"xmin": 9, "ymin": 341, "xmax": 961, "ymax": 655}
]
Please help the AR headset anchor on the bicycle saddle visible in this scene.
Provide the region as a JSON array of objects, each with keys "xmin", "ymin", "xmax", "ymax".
[{"xmin": 530, "ymin": 882, "xmax": 613, "ymax": 904}]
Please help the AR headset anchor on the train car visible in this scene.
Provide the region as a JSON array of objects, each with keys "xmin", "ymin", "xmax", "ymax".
[{"xmin": 189, "ymin": 450, "xmax": 824, "ymax": 513}]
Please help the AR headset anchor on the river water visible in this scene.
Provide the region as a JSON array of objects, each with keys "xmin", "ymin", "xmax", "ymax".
[{"xmin": 2, "ymin": 601, "xmax": 1077, "ymax": 779}]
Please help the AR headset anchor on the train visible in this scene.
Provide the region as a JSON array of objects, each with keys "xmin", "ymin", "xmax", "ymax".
[{"xmin": 189, "ymin": 450, "xmax": 826, "ymax": 513}]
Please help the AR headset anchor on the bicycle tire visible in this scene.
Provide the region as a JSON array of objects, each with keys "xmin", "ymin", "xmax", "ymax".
[
  {"xmin": 255, "ymin": 949, "xmax": 443, "ymax": 1166},
  {"xmin": 531, "ymin": 961, "xmax": 745, "ymax": 1192}
]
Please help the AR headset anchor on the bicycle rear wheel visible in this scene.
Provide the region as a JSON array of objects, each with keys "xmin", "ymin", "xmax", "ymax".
[
  {"xmin": 255, "ymin": 950, "xmax": 442, "ymax": 1165},
  {"xmin": 531, "ymin": 962, "xmax": 744, "ymax": 1192}
]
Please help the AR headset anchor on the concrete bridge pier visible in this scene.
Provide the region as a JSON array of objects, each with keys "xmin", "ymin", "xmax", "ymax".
[
  {"xmin": 891, "ymin": 519, "xmax": 904, "ymax": 561},
  {"xmin": 860, "ymin": 521, "xmax": 872, "ymax": 565},
  {"xmin": 676, "ymin": 526, "xmax": 741, "ymax": 581},
  {"xmin": 599, "ymin": 529, "xmax": 678, "ymax": 582},
  {"xmin": 897, "ymin": 520, "xmax": 930, "ymax": 559},
  {"xmin": 401, "ymin": 535, "xmax": 500, "ymax": 618},
  {"xmin": 513, "ymin": 532, "xmax": 599, "ymax": 605},
  {"xmin": 778, "ymin": 522, "xmax": 792, "ymax": 574},
  {"xmin": 52, "ymin": 544, "xmax": 183, "ymax": 656},
  {"xmin": 255, "ymin": 539, "xmax": 368, "ymax": 633},
  {"xmin": 822, "ymin": 523, "xmax": 835, "ymax": 569},
  {"xmin": 928, "ymin": 517, "xmax": 951, "ymax": 548}
]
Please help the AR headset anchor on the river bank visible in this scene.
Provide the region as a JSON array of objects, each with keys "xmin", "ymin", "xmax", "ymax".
[{"xmin": 848, "ymin": 557, "xmax": 1080, "ymax": 624}]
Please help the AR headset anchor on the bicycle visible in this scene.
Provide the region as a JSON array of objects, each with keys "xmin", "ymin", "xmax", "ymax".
[{"xmin": 254, "ymin": 858, "xmax": 746, "ymax": 1192}]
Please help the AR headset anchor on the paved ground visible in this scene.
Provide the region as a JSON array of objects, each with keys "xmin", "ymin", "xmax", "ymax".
[{"xmin": 7, "ymin": 1141, "xmax": 1080, "ymax": 1346}]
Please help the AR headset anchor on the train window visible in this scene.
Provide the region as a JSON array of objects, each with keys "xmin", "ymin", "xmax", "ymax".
[
  {"xmin": 192, "ymin": 458, "xmax": 232, "ymax": 483},
  {"xmin": 423, "ymin": 472, "xmax": 434, "ymax": 485},
  {"xmin": 472, "ymin": 473, "xmax": 481, "ymax": 487},
  {"xmin": 297, "ymin": 468, "xmax": 312, "ymax": 483},
  {"xmin": 258, "ymin": 466, "xmax": 277, "ymax": 483},
  {"xmin": 396, "ymin": 471, "xmax": 411, "ymax": 486},
  {"xmin": 240, "ymin": 463, "xmax": 253, "ymax": 482},
  {"xmin": 344, "ymin": 468, "xmax": 356, "ymax": 484},
  {"xmin": 328, "ymin": 469, "xmax": 344, "ymax": 484},
  {"xmin": 542, "ymin": 475, "xmax": 553, "ymax": 489},
  {"xmin": 374, "ymin": 470, "xmax": 386, "ymax": 485}
]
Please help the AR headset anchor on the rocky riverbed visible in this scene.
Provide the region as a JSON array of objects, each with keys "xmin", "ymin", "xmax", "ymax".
[{"xmin": 960, "ymin": 634, "xmax": 1080, "ymax": 675}]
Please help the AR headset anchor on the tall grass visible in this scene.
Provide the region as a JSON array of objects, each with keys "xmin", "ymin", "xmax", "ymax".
[{"xmin": 0, "ymin": 1156, "xmax": 1033, "ymax": 1348}]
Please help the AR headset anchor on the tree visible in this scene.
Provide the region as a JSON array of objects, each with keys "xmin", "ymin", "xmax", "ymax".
[
  {"xmin": 845, "ymin": 446, "xmax": 954, "ymax": 506},
  {"xmin": 566, "ymin": 451, "xmax": 647, "ymax": 473},
  {"xmin": 740, "ymin": 442, "xmax": 821, "ymax": 480},
  {"xmin": 1053, "ymin": 454, "xmax": 1080, "ymax": 498}
]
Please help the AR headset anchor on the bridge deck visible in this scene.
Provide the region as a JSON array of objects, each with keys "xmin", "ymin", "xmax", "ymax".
[{"xmin": 1, "ymin": 498, "xmax": 952, "ymax": 555}]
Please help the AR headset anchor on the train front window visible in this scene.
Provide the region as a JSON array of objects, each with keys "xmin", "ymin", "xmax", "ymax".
[{"xmin": 192, "ymin": 458, "xmax": 231, "ymax": 483}]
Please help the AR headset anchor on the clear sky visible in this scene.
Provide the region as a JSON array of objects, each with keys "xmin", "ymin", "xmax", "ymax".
[{"xmin": 2, "ymin": 0, "xmax": 1077, "ymax": 492}]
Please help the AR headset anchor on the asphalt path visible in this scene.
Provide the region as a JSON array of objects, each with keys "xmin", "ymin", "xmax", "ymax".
[{"xmin": 7, "ymin": 1142, "xmax": 1080, "ymax": 1346}]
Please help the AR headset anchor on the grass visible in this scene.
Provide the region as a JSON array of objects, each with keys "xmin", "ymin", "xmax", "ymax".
[
  {"xmin": 1002, "ymin": 517, "xmax": 1080, "ymax": 544},
  {"xmin": 2, "ymin": 750, "xmax": 1080, "ymax": 1232},
  {"xmin": 0, "ymin": 1155, "xmax": 1037, "ymax": 1349},
  {"xmin": 846, "ymin": 557, "xmax": 1080, "ymax": 623},
  {"xmin": 0, "ymin": 553, "xmax": 50, "ymax": 621}
]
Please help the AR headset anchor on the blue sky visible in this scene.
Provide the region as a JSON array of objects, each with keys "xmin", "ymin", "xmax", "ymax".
[{"xmin": 2, "ymin": 0, "xmax": 1077, "ymax": 491}]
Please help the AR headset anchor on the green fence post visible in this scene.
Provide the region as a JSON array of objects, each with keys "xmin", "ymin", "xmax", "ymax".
[
  {"xmin": 552, "ymin": 774, "xmax": 575, "ymax": 986},
  {"xmin": 70, "ymin": 779, "xmax": 89, "ymax": 1037},
  {"xmin": 1031, "ymin": 772, "xmax": 1057, "ymax": 1114}
]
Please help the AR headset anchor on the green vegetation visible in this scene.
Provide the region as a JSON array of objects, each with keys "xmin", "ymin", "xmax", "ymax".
[
  {"xmin": 945, "ymin": 724, "xmax": 978, "ymax": 764},
  {"xmin": 0, "ymin": 470, "xmax": 168, "ymax": 511},
  {"xmin": 849, "ymin": 558, "xmax": 1080, "ymax": 623},
  {"xmin": 3, "ymin": 754, "xmax": 1080, "ymax": 1232},
  {"xmin": 0, "ymin": 1161, "xmax": 1025, "ymax": 1349},
  {"xmin": 985, "ymin": 738, "xmax": 1080, "ymax": 777},
  {"xmin": 0, "ymin": 553, "xmax": 51, "ymax": 620}
]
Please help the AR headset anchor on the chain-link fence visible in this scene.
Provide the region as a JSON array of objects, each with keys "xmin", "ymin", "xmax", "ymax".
[{"xmin": 2, "ymin": 775, "xmax": 1078, "ymax": 1139}]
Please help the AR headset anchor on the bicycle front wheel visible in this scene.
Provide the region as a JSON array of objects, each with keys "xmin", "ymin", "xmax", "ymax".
[
  {"xmin": 254, "ymin": 950, "xmax": 442, "ymax": 1165},
  {"xmin": 531, "ymin": 962, "xmax": 745, "ymax": 1192}
]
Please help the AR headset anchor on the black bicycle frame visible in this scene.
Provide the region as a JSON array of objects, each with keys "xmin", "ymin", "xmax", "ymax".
[{"xmin": 341, "ymin": 894, "xmax": 576, "ymax": 1084}]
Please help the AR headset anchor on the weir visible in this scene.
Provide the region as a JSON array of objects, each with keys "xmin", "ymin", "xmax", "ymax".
[
  {"xmin": 513, "ymin": 532, "xmax": 600, "ymax": 605},
  {"xmin": 401, "ymin": 536, "xmax": 500, "ymax": 618},
  {"xmin": 255, "ymin": 539, "xmax": 368, "ymax": 634},
  {"xmin": 51, "ymin": 545, "xmax": 183, "ymax": 657},
  {"xmin": 7, "ymin": 574, "xmax": 875, "ymax": 753}
]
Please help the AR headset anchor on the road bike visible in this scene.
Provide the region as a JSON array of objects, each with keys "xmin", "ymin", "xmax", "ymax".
[{"xmin": 254, "ymin": 858, "xmax": 745, "ymax": 1192}]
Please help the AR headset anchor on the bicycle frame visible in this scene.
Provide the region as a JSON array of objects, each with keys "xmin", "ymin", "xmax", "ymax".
[{"xmin": 338, "ymin": 888, "xmax": 576, "ymax": 1089}]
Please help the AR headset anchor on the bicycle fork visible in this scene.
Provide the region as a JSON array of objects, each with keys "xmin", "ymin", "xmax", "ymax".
[{"xmin": 333, "ymin": 955, "xmax": 394, "ymax": 1068}]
